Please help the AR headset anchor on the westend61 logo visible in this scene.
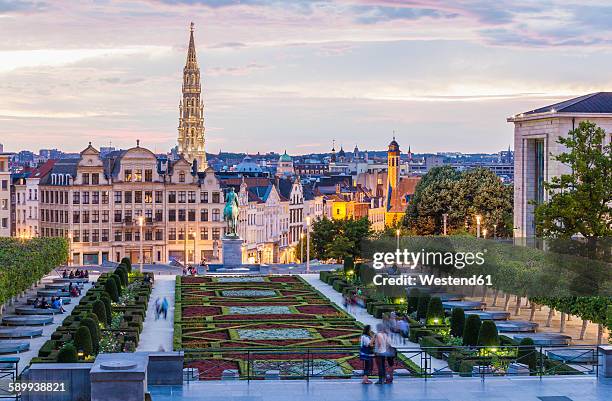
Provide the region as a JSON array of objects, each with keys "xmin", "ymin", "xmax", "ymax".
[{"xmin": 371, "ymin": 249, "xmax": 491, "ymax": 287}]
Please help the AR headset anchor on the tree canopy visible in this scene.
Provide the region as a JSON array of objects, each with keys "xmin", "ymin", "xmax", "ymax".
[{"xmin": 310, "ymin": 216, "xmax": 371, "ymax": 261}]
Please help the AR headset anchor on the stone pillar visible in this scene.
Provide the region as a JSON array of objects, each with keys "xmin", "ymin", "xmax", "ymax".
[
  {"xmin": 598, "ymin": 345, "xmax": 612, "ymax": 378},
  {"xmin": 90, "ymin": 354, "xmax": 148, "ymax": 401},
  {"xmin": 222, "ymin": 236, "xmax": 243, "ymax": 267}
]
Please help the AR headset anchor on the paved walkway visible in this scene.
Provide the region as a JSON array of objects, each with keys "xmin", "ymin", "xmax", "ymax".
[
  {"xmin": 136, "ymin": 274, "xmax": 175, "ymax": 352},
  {"xmin": 301, "ymin": 274, "xmax": 447, "ymax": 371},
  {"xmin": 0, "ymin": 274, "xmax": 97, "ymax": 373}
]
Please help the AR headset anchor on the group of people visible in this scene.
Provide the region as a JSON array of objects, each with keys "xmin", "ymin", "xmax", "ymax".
[
  {"xmin": 61, "ymin": 269, "xmax": 89, "ymax": 280},
  {"xmin": 33, "ymin": 296, "xmax": 66, "ymax": 313},
  {"xmin": 154, "ymin": 297, "xmax": 169, "ymax": 320},
  {"xmin": 182, "ymin": 265, "xmax": 198, "ymax": 276},
  {"xmin": 68, "ymin": 282, "xmax": 81, "ymax": 297},
  {"xmin": 359, "ymin": 322, "xmax": 397, "ymax": 385}
]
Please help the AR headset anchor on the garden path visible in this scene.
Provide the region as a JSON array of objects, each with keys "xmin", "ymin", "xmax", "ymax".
[
  {"xmin": 302, "ymin": 274, "xmax": 448, "ymax": 372},
  {"xmin": 137, "ymin": 274, "xmax": 175, "ymax": 352}
]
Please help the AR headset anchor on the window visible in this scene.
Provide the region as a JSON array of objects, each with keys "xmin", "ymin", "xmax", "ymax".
[
  {"xmin": 73, "ymin": 230, "xmax": 80, "ymax": 243},
  {"xmin": 114, "ymin": 191, "xmax": 122, "ymax": 204},
  {"xmin": 178, "ymin": 228, "xmax": 185, "ymax": 240},
  {"xmin": 168, "ymin": 209, "xmax": 176, "ymax": 222},
  {"xmin": 92, "ymin": 191, "xmax": 99, "ymax": 204},
  {"xmin": 200, "ymin": 227, "xmax": 208, "ymax": 240},
  {"xmin": 101, "ymin": 229, "xmax": 109, "ymax": 242},
  {"xmin": 155, "ymin": 191, "xmax": 163, "ymax": 203},
  {"xmin": 82, "ymin": 229, "xmax": 89, "ymax": 243},
  {"xmin": 145, "ymin": 169, "xmax": 153, "ymax": 182},
  {"xmin": 124, "ymin": 210, "xmax": 132, "ymax": 223},
  {"xmin": 92, "ymin": 210, "xmax": 99, "ymax": 223},
  {"xmin": 200, "ymin": 191, "xmax": 209, "ymax": 203},
  {"xmin": 114, "ymin": 230, "xmax": 122, "ymax": 241},
  {"xmin": 92, "ymin": 173, "xmax": 99, "ymax": 185},
  {"xmin": 169, "ymin": 228, "xmax": 176, "ymax": 240},
  {"xmin": 82, "ymin": 211, "xmax": 90, "ymax": 223},
  {"xmin": 92, "ymin": 229, "xmax": 99, "ymax": 242},
  {"xmin": 155, "ymin": 209, "xmax": 163, "ymax": 222},
  {"xmin": 72, "ymin": 211, "xmax": 80, "ymax": 223},
  {"xmin": 102, "ymin": 210, "xmax": 109, "ymax": 223},
  {"xmin": 178, "ymin": 209, "xmax": 186, "ymax": 221},
  {"xmin": 179, "ymin": 172, "xmax": 185, "ymax": 183},
  {"xmin": 144, "ymin": 191, "xmax": 152, "ymax": 203},
  {"xmin": 168, "ymin": 191, "xmax": 176, "ymax": 203},
  {"xmin": 178, "ymin": 191, "xmax": 186, "ymax": 203},
  {"xmin": 145, "ymin": 209, "xmax": 153, "ymax": 222},
  {"xmin": 82, "ymin": 173, "xmax": 89, "ymax": 185},
  {"xmin": 135, "ymin": 191, "xmax": 142, "ymax": 203},
  {"xmin": 124, "ymin": 191, "xmax": 132, "ymax": 203},
  {"xmin": 82, "ymin": 191, "xmax": 89, "ymax": 204},
  {"xmin": 114, "ymin": 210, "xmax": 122, "ymax": 223},
  {"xmin": 212, "ymin": 227, "xmax": 221, "ymax": 240},
  {"xmin": 188, "ymin": 209, "xmax": 196, "ymax": 221},
  {"xmin": 212, "ymin": 192, "xmax": 220, "ymax": 203},
  {"xmin": 200, "ymin": 209, "xmax": 208, "ymax": 221},
  {"xmin": 155, "ymin": 230, "xmax": 163, "ymax": 241},
  {"xmin": 145, "ymin": 229, "xmax": 153, "ymax": 241},
  {"xmin": 125, "ymin": 230, "xmax": 133, "ymax": 241},
  {"xmin": 73, "ymin": 192, "xmax": 80, "ymax": 204},
  {"xmin": 102, "ymin": 191, "xmax": 109, "ymax": 204},
  {"xmin": 188, "ymin": 191, "xmax": 196, "ymax": 203},
  {"xmin": 124, "ymin": 169, "xmax": 132, "ymax": 182},
  {"xmin": 135, "ymin": 169, "xmax": 142, "ymax": 182},
  {"xmin": 212, "ymin": 209, "xmax": 220, "ymax": 222}
]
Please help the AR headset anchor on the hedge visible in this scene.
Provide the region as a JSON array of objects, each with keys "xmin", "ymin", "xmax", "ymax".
[
  {"xmin": 517, "ymin": 338, "xmax": 537, "ymax": 371},
  {"xmin": 450, "ymin": 308, "xmax": 465, "ymax": 337},
  {"xmin": 57, "ymin": 344, "xmax": 78, "ymax": 363},
  {"xmin": 477, "ymin": 321, "xmax": 499, "ymax": 347},
  {"xmin": 74, "ymin": 326, "xmax": 93, "ymax": 356},
  {"xmin": 426, "ymin": 297, "xmax": 445, "ymax": 325},
  {"xmin": 416, "ymin": 294, "xmax": 431, "ymax": 320},
  {"xmin": 463, "ymin": 315, "xmax": 481, "ymax": 346}
]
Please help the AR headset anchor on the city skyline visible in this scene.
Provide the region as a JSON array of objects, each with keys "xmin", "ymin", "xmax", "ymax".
[{"xmin": 2, "ymin": 1, "xmax": 612, "ymax": 154}]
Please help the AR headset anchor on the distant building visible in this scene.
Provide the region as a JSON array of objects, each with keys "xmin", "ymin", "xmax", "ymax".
[
  {"xmin": 508, "ymin": 92, "xmax": 612, "ymax": 238},
  {"xmin": 0, "ymin": 152, "xmax": 11, "ymax": 237},
  {"xmin": 275, "ymin": 151, "xmax": 294, "ymax": 177}
]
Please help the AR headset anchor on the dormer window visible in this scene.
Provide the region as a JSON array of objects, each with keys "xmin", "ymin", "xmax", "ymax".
[
  {"xmin": 124, "ymin": 169, "xmax": 132, "ymax": 182},
  {"xmin": 179, "ymin": 172, "xmax": 185, "ymax": 183}
]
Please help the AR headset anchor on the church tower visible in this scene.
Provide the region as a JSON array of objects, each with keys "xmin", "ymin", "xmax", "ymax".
[
  {"xmin": 178, "ymin": 22, "xmax": 207, "ymax": 171},
  {"xmin": 387, "ymin": 135, "xmax": 400, "ymax": 196}
]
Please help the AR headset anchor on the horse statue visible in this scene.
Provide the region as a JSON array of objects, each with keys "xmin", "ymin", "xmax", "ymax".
[{"xmin": 223, "ymin": 187, "xmax": 240, "ymax": 237}]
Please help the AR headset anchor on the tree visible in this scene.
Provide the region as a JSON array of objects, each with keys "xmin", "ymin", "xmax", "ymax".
[
  {"xmin": 450, "ymin": 308, "xmax": 465, "ymax": 337},
  {"xmin": 462, "ymin": 314, "xmax": 481, "ymax": 346},
  {"xmin": 343, "ymin": 218, "xmax": 371, "ymax": 257},
  {"xmin": 311, "ymin": 217, "xmax": 336, "ymax": 259},
  {"xmin": 535, "ymin": 121, "xmax": 611, "ymax": 240},
  {"xmin": 325, "ymin": 236, "xmax": 354, "ymax": 262}
]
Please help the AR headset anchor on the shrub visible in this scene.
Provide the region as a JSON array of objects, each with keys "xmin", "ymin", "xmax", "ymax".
[
  {"xmin": 57, "ymin": 343, "xmax": 78, "ymax": 363},
  {"xmin": 462, "ymin": 315, "xmax": 481, "ymax": 346},
  {"xmin": 74, "ymin": 326, "xmax": 93, "ymax": 356},
  {"xmin": 121, "ymin": 257, "xmax": 132, "ymax": 272},
  {"xmin": 407, "ymin": 288, "xmax": 420, "ymax": 313},
  {"xmin": 100, "ymin": 292, "xmax": 112, "ymax": 322},
  {"xmin": 104, "ymin": 278, "xmax": 119, "ymax": 302},
  {"xmin": 477, "ymin": 320, "xmax": 499, "ymax": 347},
  {"xmin": 111, "ymin": 273, "xmax": 123, "ymax": 292},
  {"xmin": 416, "ymin": 294, "xmax": 431, "ymax": 320},
  {"xmin": 450, "ymin": 308, "xmax": 465, "ymax": 337},
  {"xmin": 115, "ymin": 266, "xmax": 128, "ymax": 287},
  {"xmin": 517, "ymin": 338, "xmax": 537, "ymax": 371},
  {"xmin": 426, "ymin": 297, "xmax": 445, "ymax": 325},
  {"xmin": 343, "ymin": 256, "xmax": 354, "ymax": 274},
  {"xmin": 80, "ymin": 317, "xmax": 100, "ymax": 353},
  {"xmin": 459, "ymin": 360, "xmax": 477, "ymax": 377},
  {"xmin": 92, "ymin": 300, "xmax": 108, "ymax": 326}
]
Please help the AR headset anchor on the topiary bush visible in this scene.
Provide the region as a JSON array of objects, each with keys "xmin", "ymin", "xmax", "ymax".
[
  {"xmin": 92, "ymin": 299, "xmax": 107, "ymax": 326},
  {"xmin": 343, "ymin": 256, "xmax": 354, "ymax": 275},
  {"xmin": 111, "ymin": 273, "xmax": 123, "ymax": 292},
  {"xmin": 477, "ymin": 320, "xmax": 499, "ymax": 347},
  {"xmin": 121, "ymin": 257, "xmax": 132, "ymax": 273},
  {"xmin": 57, "ymin": 343, "xmax": 78, "ymax": 363},
  {"xmin": 80, "ymin": 317, "xmax": 100, "ymax": 354},
  {"xmin": 74, "ymin": 326, "xmax": 93, "ymax": 357},
  {"xmin": 407, "ymin": 288, "xmax": 420, "ymax": 313},
  {"xmin": 450, "ymin": 308, "xmax": 465, "ymax": 338},
  {"xmin": 100, "ymin": 292, "xmax": 112, "ymax": 323},
  {"xmin": 416, "ymin": 294, "xmax": 431, "ymax": 320},
  {"xmin": 426, "ymin": 297, "xmax": 445, "ymax": 325},
  {"xmin": 115, "ymin": 266, "xmax": 128, "ymax": 287},
  {"xmin": 104, "ymin": 278, "xmax": 119, "ymax": 302},
  {"xmin": 462, "ymin": 314, "xmax": 481, "ymax": 346},
  {"xmin": 517, "ymin": 337, "xmax": 537, "ymax": 371}
]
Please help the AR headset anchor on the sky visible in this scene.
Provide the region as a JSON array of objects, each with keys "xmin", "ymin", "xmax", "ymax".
[{"xmin": 2, "ymin": 0, "xmax": 612, "ymax": 155}]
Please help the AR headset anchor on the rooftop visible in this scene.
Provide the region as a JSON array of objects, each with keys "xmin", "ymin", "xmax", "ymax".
[{"xmin": 510, "ymin": 92, "xmax": 612, "ymax": 121}]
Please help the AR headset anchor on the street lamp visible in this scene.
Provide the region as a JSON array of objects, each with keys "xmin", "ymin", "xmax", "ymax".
[
  {"xmin": 306, "ymin": 216, "xmax": 311, "ymax": 273},
  {"xmin": 476, "ymin": 214, "xmax": 482, "ymax": 238},
  {"xmin": 67, "ymin": 232, "xmax": 72, "ymax": 266},
  {"xmin": 442, "ymin": 213, "xmax": 448, "ymax": 236},
  {"xmin": 300, "ymin": 232, "xmax": 304, "ymax": 264},
  {"xmin": 190, "ymin": 229, "xmax": 196, "ymax": 265},
  {"xmin": 138, "ymin": 216, "xmax": 144, "ymax": 273}
]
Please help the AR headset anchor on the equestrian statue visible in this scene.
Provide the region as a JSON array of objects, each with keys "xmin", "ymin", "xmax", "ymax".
[{"xmin": 223, "ymin": 187, "xmax": 240, "ymax": 237}]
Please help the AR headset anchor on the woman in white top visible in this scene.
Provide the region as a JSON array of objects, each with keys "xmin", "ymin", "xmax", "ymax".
[{"xmin": 359, "ymin": 325, "xmax": 374, "ymax": 384}]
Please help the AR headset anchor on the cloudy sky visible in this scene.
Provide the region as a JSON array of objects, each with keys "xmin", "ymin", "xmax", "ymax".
[{"xmin": 2, "ymin": 0, "xmax": 612, "ymax": 155}]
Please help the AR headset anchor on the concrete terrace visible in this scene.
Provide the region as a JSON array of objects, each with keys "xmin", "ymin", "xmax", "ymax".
[
  {"xmin": 301, "ymin": 273, "xmax": 447, "ymax": 371},
  {"xmin": 150, "ymin": 376, "xmax": 612, "ymax": 401}
]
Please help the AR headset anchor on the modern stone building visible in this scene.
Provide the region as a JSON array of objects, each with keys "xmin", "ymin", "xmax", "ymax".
[{"xmin": 508, "ymin": 92, "xmax": 612, "ymax": 238}]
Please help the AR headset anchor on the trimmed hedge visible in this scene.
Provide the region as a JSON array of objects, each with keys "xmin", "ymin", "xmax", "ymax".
[
  {"xmin": 477, "ymin": 320, "xmax": 499, "ymax": 347},
  {"xmin": 74, "ymin": 326, "xmax": 93, "ymax": 356},
  {"xmin": 517, "ymin": 338, "xmax": 537, "ymax": 371},
  {"xmin": 426, "ymin": 297, "xmax": 445, "ymax": 325},
  {"xmin": 463, "ymin": 315, "xmax": 481, "ymax": 346},
  {"xmin": 450, "ymin": 308, "xmax": 465, "ymax": 337},
  {"xmin": 80, "ymin": 317, "xmax": 100, "ymax": 353},
  {"xmin": 92, "ymin": 300, "xmax": 107, "ymax": 326},
  {"xmin": 57, "ymin": 344, "xmax": 77, "ymax": 363},
  {"xmin": 416, "ymin": 294, "xmax": 431, "ymax": 320}
]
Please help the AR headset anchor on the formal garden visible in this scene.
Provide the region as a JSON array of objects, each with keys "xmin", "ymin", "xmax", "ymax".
[
  {"xmin": 174, "ymin": 275, "xmax": 420, "ymax": 379},
  {"xmin": 32, "ymin": 258, "xmax": 152, "ymax": 363}
]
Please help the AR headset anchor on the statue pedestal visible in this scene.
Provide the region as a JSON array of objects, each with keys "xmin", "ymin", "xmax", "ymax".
[{"xmin": 222, "ymin": 235, "xmax": 243, "ymax": 267}]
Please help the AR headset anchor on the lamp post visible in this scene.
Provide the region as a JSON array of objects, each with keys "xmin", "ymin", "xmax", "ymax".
[
  {"xmin": 300, "ymin": 232, "xmax": 304, "ymax": 264},
  {"xmin": 67, "ymin": 232, "xmax": 72, "ymax": 266},
  {"xmin": 190, "ymin": 229, "xmax": 196, "ymax": 265},
  {"xmin": 482, "ymin": 228, "xmax": 487, "ymax": 239},
  {"xmin": 476, "ymin": 214, "xmax": 482, "ymax": 238},
  {"xmin": 442, "ymin": 213, "xmax": 448, "ymax": 236},
  {"xmin": 396, "ymin": 228, "xmax": 400, "ymax": 250},
  {"xmin": 138, "ymin": 216, "xmax": 144, "ymax": 273},
  {"xmin": 306, "ymin": 216, "xmax": 311, "ymax": 273}
]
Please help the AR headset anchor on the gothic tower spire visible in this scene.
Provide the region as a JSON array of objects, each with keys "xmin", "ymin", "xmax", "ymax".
[{"xmin": 178, "ymin": 22, "xmax": 207, "ymax": 171}]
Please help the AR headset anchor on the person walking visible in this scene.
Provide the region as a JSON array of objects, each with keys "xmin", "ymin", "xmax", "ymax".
[
  {"xmin": 359, "ymin": 325, "xmax": 374, "ymax": 384},
  {"xmin": 161, "ymin": 297, "xmax": 169, "ymax": 320},
  {"xmin": 154, "ymin": 297, "xmax": 161, "ymax": 321},
  {"xmin": 374, "ymin": 323, "xmax": 390, "ymax": 384},
  {"xmin": 398, "ymin": 316, "xmax": 409, "ymax": 344}
]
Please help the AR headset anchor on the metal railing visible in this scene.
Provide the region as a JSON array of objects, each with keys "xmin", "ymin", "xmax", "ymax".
[{"xmin": 182, "ymin": 344, "xmax": 602, "ymax": 382}]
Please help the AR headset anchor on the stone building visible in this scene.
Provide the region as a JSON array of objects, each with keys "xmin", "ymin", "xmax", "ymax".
[
  {"xmin": 508, "ymin": 92, "xmax": 612, "ymax": 238},
  {"xmin": 0, "ymin": 153, "xmax": 10, "ymax": 237}
]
